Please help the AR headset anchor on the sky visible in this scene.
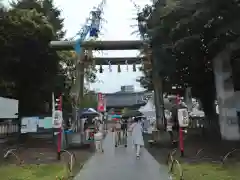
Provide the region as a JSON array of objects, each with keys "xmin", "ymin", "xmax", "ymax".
[
  {"xmin": 4, "ymin": 0, "xmax": 152, "ymax": 93},
  {"xmin": 54, "ymin": 0, "xmax": 152, "ymax": 93}
]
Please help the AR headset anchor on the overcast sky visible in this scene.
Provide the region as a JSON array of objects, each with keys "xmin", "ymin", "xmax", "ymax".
[
  {"xmin": 54, "ymin": 0, "xmax": 153, "ymax": 93},
  {"xmin": 5, "ymin": 0, "xmax": 152, "ymax": 93}
]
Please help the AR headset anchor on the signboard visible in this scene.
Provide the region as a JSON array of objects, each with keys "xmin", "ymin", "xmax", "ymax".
[
  {"xmin": 52, "ymin": 110, "xmax": 63, "ymax": 128},
  {"xmin": 0, "ymin": 97, "xmax": 18, "ymax": 119},
  {"xmin": 21, "ymin": 117, "xmax": 38, "ymax": 133},
  {"xmin": 38, "ymin": 117, "xmax": 53, "ymax": 129},
  {"xmin": 177, "ymin": 108, "xmax": 189, "ymax": 127},
  {"xmin": 97, "ymin": 93, "xmax": 106, "ymax": 112}
]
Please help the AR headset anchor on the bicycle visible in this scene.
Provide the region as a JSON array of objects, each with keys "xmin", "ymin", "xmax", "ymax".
[{"xmin": 166, "ymin": 149, "xmax": 184, "ymax": 180}]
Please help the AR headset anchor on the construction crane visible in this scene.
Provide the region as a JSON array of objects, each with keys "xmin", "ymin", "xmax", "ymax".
[
  {"xmin": 71, "ymin": 0, "xmax": 106, "ymax": 107},
  {"xmin": 74, "ymin": 0, "xmax": 106, "ymax": 54}
]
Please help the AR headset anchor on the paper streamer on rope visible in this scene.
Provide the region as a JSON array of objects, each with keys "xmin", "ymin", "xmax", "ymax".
[
  {"xmin": 108, "ymin": 61, "xmax": 112, "ymax": 72},
  {"xmin": 133, "ymin": 63, "xmax": 136, "ymax": 72},
  {"xmin": 125, "ymin": 60, "xmax": 128, "ymax": 72}
]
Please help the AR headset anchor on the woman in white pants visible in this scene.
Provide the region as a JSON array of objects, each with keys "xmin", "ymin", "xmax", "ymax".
[{"xmin": 129, "ymin": 117, "xmax": 144, "ymax": 158}]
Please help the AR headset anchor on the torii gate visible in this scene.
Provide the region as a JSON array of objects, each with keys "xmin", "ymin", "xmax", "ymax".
[
  {"xmin": 50, "ymin": 40, "xmax": 143, "ymax": 104},
  {"xmin": 50, "ymin": 40, "xmax": 164, "ymax": 128}
]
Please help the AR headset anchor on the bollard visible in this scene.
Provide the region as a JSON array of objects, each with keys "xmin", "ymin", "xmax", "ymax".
[
  {"xmin": 94, "ymin": 132, "xmax": 104, "ymax": 153},
  {"xmin": 179, "ymin": 127, "xmax": 184, "ymax": 157}
]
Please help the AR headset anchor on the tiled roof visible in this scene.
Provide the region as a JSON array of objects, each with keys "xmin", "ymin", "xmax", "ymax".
[{"xmin": 105, "ymin": 91, "xmax": 147, "ymax": 107}]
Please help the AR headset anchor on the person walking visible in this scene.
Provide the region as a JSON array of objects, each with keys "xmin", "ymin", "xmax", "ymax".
[
  {"xmin": 169, "ymin": 97, "xmax": 187, "ymax": 144},
  {"xmin": 94, "ymin": 120, "xmax": 104, "ymax": 153},
  {"xmin": 114, "ymin": 119, "xmax": 122, "ymax": 147},
  {"xmin": 121, "ymin": 118, "xmax": 128, "ymax": 147},
  {"xmin": 129, "ymin": 116, "xmax": 144, "ymax": 158},
  {"xmin": 164, "ymin": 109, "xmax": 174, "ymax": 143}
]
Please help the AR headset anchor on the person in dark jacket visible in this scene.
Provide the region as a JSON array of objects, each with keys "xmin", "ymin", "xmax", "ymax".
[
  {"xmin": 169, "ymin": 98, "xmax": 186, "ymax": 143},
  {"xmin": 121, "ymin": 118, "xmax": 128, "ymax": 147}
]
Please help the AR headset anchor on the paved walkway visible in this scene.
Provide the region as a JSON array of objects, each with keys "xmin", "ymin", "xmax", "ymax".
[{"xmin": 74, "ymin": 132, "xmax": 169, "ymax": 180}]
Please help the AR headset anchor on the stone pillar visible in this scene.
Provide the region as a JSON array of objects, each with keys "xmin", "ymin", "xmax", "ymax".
[
  {"xmin": 78, "ymin": 51, "xmax": 85, "ymax": 109},
  {"xmin": 78, "ymin": 50, "xmax": 85, "ymax": 144},
  {"xmin": 213, "ymin": 51, "xmax": 240, "ymax": 140}
]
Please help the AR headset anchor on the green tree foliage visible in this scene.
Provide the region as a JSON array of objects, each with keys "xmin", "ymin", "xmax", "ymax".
[
  {"xmin": 11, "ymin": 0, "xmax": 65, "ymax": 39},
  {"xmin": 0, "ymin": 7, "xmax": 59, "ymax": 115},
  {"xmin": 0, "ymin": 0, "xmax": 68, "ymax": 116},
  {"xmin": 81, "ymin": 90, "xmax": 98, "ymax": 108},
  {"xmin": 0, "ymin": 0, "xmax": 98, "ymax": 116},
  {"xmin": 138, "ymin": 0, "xmax": 240, "ymax": 116}
]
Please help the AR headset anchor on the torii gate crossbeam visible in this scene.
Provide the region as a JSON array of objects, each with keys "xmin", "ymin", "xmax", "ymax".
[
  {"xmin": 92, "ymin": 57, "xmax": 143, "ymax": 65},
  {"xmin": 50, "ymin": 40, "xmax": 144, "ymax": 50}
]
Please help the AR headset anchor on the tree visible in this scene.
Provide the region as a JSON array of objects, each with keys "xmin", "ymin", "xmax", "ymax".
[
  {"xmin": 138, "ymin": 0, "xmax": 240, "ymax": 118},
  {"xmin": 0, "ymin": 7, "xmax": 60, "ymax": 116},
  {"xmin": 1, "ymin": 0, "xmax": 98, "ymax": 116},
  {"xmin": 170, "ymin": 0, "xmax": 240, "ymax": 117},
  {"xmin": 2, "ymin": 0, "xmax": 77, "ymax": 116},
  {"xmin": 11, "ymin": 0, "xmax": 65, "ymax": 39},
  {"xmin": 81, "ymin": 90, "xmax": 98, "ymax": 108}
]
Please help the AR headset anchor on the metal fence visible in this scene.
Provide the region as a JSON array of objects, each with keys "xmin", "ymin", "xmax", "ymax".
[{"xmin": 0, "ymin": 120, "xmax": 19, "ymax": 137}]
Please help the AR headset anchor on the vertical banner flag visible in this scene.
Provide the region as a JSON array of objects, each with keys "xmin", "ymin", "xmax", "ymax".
[{"xmin": 97, "ymin": 93, "xmax": 105, "ymax": 112}]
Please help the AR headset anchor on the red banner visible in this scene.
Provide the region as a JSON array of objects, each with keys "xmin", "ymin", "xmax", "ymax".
[{"xmin": 97, "ymin": 93, "xmax": 105, "ymax": 112}]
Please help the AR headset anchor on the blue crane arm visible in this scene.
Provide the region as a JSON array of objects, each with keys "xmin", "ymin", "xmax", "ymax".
[{"xmin": 74, "ymin": 19, "xmax": 91, "ymax": 54}]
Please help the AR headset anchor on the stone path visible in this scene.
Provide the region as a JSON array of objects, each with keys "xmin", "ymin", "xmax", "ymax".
[{"xmin": 74, "ymin": 132, "xmax": 169, "ymax": 180}]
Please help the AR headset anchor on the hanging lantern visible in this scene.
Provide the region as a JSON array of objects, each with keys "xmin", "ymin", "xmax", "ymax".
[
  {"xmin": 99, "ymin": 65, "xmax": 103, "ymax": 73},
  {"xmin": 133, "ymin": 63, "xmax": 136, "ymax": 72},
  {"xmin": 125, "ymin": 60, "xmax": 128, "ymax": 71},
  {"xmin": 117, "ymin": 64, "xmax": 121, "ymax": 73},
  {"xmin": 108, "ymin": 61, "xmax": 112, "ymax": 72}
]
